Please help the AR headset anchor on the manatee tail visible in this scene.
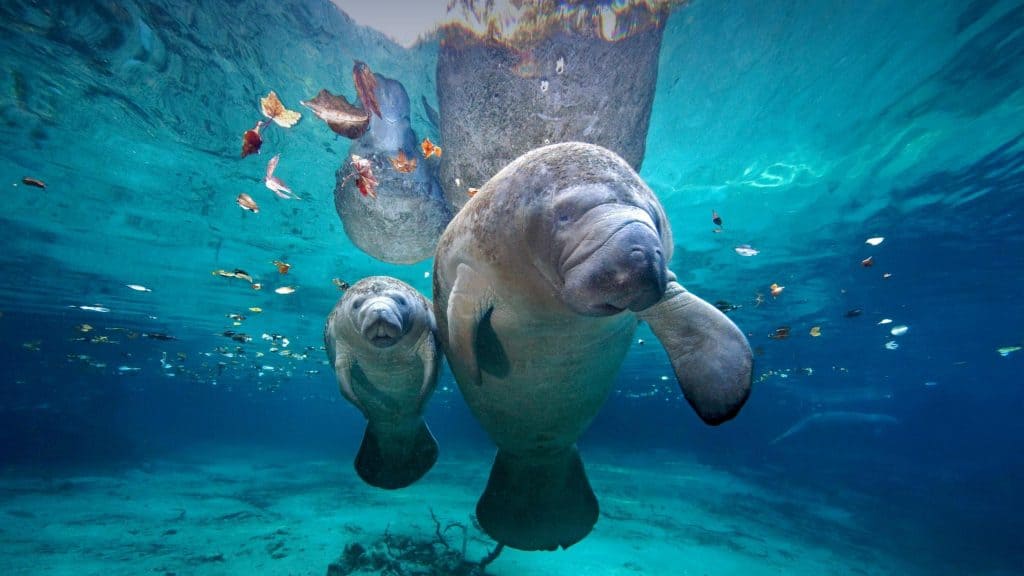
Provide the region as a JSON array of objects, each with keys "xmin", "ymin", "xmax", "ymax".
[
  {"xmin": 476, "ymin": 446, "xmax": 598, "ymax": 551},
  {"xmin": 354, "ymin": 420, "xmax": 438, "ymax": 490}
]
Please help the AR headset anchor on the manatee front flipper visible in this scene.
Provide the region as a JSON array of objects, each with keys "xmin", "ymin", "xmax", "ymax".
[
  {"xmin": 476, "ymin": 446, "xmax": 598, "ymax": 551},
  {"xmin": 445, "ymin": 263, "xmax": 494, "ymax": 387},
  {"xmin": 638, "ymin": 279, "xmax": 753, "ymax": 425},
  {"xmin": 355, "ymin": 420, "xmax": 439, "ymax": 490},
  {"xmin": 330, "ymin": 345, "xmax": 368, "ymax": 417}
]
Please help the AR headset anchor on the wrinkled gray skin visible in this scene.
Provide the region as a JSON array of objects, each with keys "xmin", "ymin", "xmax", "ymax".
[
  {"xmin": 436, "ymin": 22, "xmax": 665, "ymax": 211},
  {"xmin": 335, "ymin": 75, "xmax": 452, "ymax": 264},
  {"xmin": 433, "ymin": 142, "xmax": 752, "ymax": 551},
  {"xmin": 324, "ymin": 276, "xmax": 441, "ymax": 489}
]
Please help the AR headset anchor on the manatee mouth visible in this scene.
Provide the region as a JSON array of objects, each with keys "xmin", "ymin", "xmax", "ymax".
[
  {"xmin": 360, "ymin": 302, "xmax": 405, "ymax": 348},
  {"xmin": 562, "ymin": 221, "xmax": 667, "ymax": 316}
]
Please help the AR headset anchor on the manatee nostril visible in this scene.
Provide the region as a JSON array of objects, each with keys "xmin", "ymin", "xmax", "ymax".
[{"xmin": 630, "ymin": 248, "xmax": 646, "ymax": 263}]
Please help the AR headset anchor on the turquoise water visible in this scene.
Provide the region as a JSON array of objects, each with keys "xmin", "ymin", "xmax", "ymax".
[{"xmin": 1, "ymin": 1, "xmax": 1022, "ymax": 575}]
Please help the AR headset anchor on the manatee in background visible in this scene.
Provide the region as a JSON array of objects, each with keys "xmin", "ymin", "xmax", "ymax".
[
  {"xmin": 324, "ymin": 276, "xmax": 441, "ymax": 489},
  {"xmin": 435, "ymin": 5, "xmax": 669, "ymax": 211},
  {"xmin": 334, "ymin": 74, "xmax": 451, "ymax": 264},
  {"xmin": 432, "ymin": 142, "xmax": 752, "ymax": 550}
]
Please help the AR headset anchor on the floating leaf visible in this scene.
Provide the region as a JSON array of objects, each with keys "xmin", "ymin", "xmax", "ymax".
[
  {"xmin": 272, "ymin": 260, "xmax": 291, "ymax": 275},
  {"xmin": 389, "ymin": 150, "xmax": 417, "ymax": 173},
  {"xmin": 265, "ymin": 154, "xmax": 299, "ymax": 200},
  {"xmin": 275, "ymin": 286, "xmax": 296, "ymax": 295},
  {"xmin": 260, "ymin": 91, "xmax": 301, "ymax": 128},
  {"xmin": 865, "ymin": 237, "xmax": 885, "ymax": 246},
  {"xmin": 22, "ymin": 177, "xmax": 46, "ymax": 189},
  {"xmin": 301, "ymin": 89, "xmax": 369, "ymax": 138},
  {"xmin": 126, "ymin": 284, "xmax": 151, "ymax": 292},
  {"xmin": 809, "ymin": 326, "xmax": 821, "ymax": 337},
  {"xmin": 353, "ymin": 61, "xmax": 381, "ymax": 118},
  {"xmin": 421, "ymin": 137, "xmax": 442, "ymax": 159},
  {"xmin": 240, "ymin": 121, "xmax": 265, "ymax": 157},
  {"xmin": 237, "ymin": 193, "xmax": 259, "ymax": 213}
]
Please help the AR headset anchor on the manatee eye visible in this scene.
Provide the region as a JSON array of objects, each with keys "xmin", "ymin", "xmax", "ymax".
[
  {"xmin": 558, "ymin": 214, "xmax": 571, "ymax": 224},
  {"xmin": 350, "ymin": 297, "xmax": 365, "ymax": 310},
  {"xmin": 392, "ymin": 294, "xmax": 407, "ymax": 307}
]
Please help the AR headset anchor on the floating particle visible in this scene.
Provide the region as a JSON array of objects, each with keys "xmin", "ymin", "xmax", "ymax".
[
  {"xmin": 467, "ymin": 187, "xmax": 479, "ymax": 198},
  {"xmin": 809, "ymin": 326, "xmax": 821, "ymax": 337},
  {"xmin": 734, "ymin": 245, "xmax": 759, "ymax": 257},
  {"xmin": 275, "ymin": 286, "xmax": 296, "ymax": 295},
  {"xmin": 240, "ymin": 120, "xmax": 266, "ymax": 157},
  {"xmin": 878, "ymin": 318, "xmax": 892, "ymax": 325},
  {"xmin": 227, "ymin": 313, "xmax": 246, "ymax": 322},
  {"xmin": 865, "ymin": 237, "xmax": 885, "ymax": 246},
  {"xmin": 555, "ymin": 56, "xmax": 565, "ymax": 75},
  {"xmin": 769, "ymin": 326, "xmax": 791, "ymax": 340},
  {"xmin": 126, "ymin": 284, "xmax": 151, "ymax": 292},
  {"xmin": 272, "ymin": 260, "xmax": 291, "ymax": 275},
  {"xmin": 389, "ymin": 150, "xmax": 417, "ymax": 173},
  {"xmin": 713, "ymin": 300, "xmax": 741, "ymax": 313},
  {"xmin": 77, "ymin": 305, "xmax": 110, "ymax": 313},
  {"xmin": 884, "ymin": 340, "xmax": 899, "ymax": 350},
  {"xmin": 421, "ymin": 137, "xmax": 442, "ymax": 159},
  {"xmin": 997, "ymin": 346, "xmax": 1021, "ymax": 357},
  {"xmin": 844, "ymin": 308, "xmax": 862, "ymax": 318},
  {"xmin": 260, "ymin": 90, "xmax": 301, "ymax": 128},
  {"xmin": 118, "ymin": 365, "xmax": 141, "ymax": 372},
  {"xmin": 423, "ymin": 271, "xmax": 430, "ymax": 279},
  {"xmin": 890, "ymin": 325, "xmax": 909, "ymax": 336},
  {"xmin": 637, "ymin": 338, "xmax": 645, "ymax": 346},
  {"xmin": 77, "ymin": 324, "xmax": 93, "ymax": 333},
  {"xmin": 22, "ymin": 177, "xmax": 46, "ymax": 189},
  {"xmin": 540, "ymin": 79, "xmax": 549, "ymax": 93},
  {"xmin": 249, "ymin": 307, "xmax": 262, "ymax": 313},
  {"xmin": 237, "ymin": 193, "xmax": 259, "ymax": 213},
  {"xmin": 770, "ymin": 283, "xmax": 784, "ymax": 298},
  {"xmin": 924, "ymin": 381, "xmax": 938, "ymax": 387},
  {"xmin": 882, "ymin": 273, "xmax": 892, "ymax": 279},
  {"xmin": 252, "ymin": 283, "xmax": 262, "ymax": 291},
  {"xmin": 660, "ymin": 375, "xmax": 669, "ymax": 381},
  {"xmin": 712, "ymin": 210, "xmax": 722, "ymax": 227},
  {"xmin": 22, "ymin": 340, "xmax": 41, "ymax": 351},
  {"xmin": 213, "ymin": 269, "xmax": 254, "ymax": 284},
  {"xmin": 332, "ymin": 278, "xmax": 350, "ymax": 290},
  {"xmin": 861, "ymin": 256, "xmax": 874, "ymax": 267}
]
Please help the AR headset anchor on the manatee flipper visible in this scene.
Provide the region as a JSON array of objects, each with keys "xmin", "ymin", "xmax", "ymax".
[
  {"xmin": 446, "ymin": 263, "xmax": 494, "ymax": 387},
  {"xmin": 638, "ymin": 279, "xmax": 753, "ymax": 425},
  {"xmin": 415, "ymin": 331, "xmax": 439, "ymax": 409},
  {"xmin": 355, "ymin": 421, "xmax": 439, "ymax": 490},
  {"xmin": 330, "ymin": 345, "xmax": 368, "ymax": 416},
  {"xmin": 476, "ymin": 446, "xmax": 598, "ymax": 551}
]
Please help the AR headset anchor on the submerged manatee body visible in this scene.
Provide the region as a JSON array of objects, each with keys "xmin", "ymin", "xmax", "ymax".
[
  {"xmin": 324, "ymin": 276, "xmax": 441, "ymax": 489},
  {"xmin": 335, "ymin": 75, "xmax": 451, "ymax": 264},
  {"xmin": 436, "ymin": 11, "xmax": 667, "ymax": 211},
  {"xmin": 433, "ymin": 142, "xmax": 752, "ymax": 551}
]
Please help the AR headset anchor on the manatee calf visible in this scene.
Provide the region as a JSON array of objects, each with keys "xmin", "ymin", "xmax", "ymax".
[
  {"xmin": 436, "ymin": 4, "xmax": 670, "ymax": 211},
  {"xmin": 335, "ymin": 74, "xmax": 451, "ymax": 264},
  {"xmin": 433, "ymin": 142, "xmax": 752, "ymax": 551},
  {"xmin": 324, "ymin": 276, "xmax": 441, "ymax": 489}
]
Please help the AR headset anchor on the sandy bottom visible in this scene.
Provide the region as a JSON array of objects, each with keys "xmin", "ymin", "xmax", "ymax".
[{"xmin": 0, "ymin": 445, "xmax": 919, "ymax": 576}]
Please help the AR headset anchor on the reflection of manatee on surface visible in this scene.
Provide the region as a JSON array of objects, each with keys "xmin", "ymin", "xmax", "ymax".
[
  {"xmin": 334, "ymin": 74, "xmax": 451, "ymax": 264},
  {"xmin": 324, "ymin": 276, "xmax": 441, "ymax": 490},
  {"xmin": 433, "ymin": 142, "xmax": 752, "ymax": 551},
  {"xmin": 435, "ymin": 9, "xmax": 668, "ymax": 211}
]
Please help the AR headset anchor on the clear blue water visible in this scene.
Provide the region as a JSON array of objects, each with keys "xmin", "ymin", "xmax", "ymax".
[{"xmin": 1, "ymin": 1, "xmax": 1022, "ymax": 574}]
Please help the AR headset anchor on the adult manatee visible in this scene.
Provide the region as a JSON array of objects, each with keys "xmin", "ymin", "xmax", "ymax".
[
  {"xmin": 432, "ymin": 142, "xmax": 752, "ymax": 550},
  {"xmin": 335, "ymin": 74, "xmax": 451, "ymax": 264},
  {"xmin": 324, "ymin": 276, "xmax": 441, "ymax": 489}
]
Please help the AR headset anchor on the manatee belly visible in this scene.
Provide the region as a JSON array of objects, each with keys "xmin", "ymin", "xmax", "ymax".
[{"xmin": 458, "ymin": 310, "xmax": 637, "ymax": 455}]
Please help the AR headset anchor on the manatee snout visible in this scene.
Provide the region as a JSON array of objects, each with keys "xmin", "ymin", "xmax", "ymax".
[
  {"xmin": 564, "ymin": 221, "xmax": 667, "ymax": 316},
  {"xmin": 359, "ymin": 298, "xmax": 405, "ymax": 347}
]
